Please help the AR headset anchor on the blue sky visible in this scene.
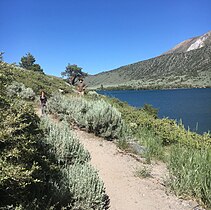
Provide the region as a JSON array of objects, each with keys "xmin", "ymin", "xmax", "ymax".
[{"xmin": 1, "ymin": 0, "xmax": 210, "ymax": 76}]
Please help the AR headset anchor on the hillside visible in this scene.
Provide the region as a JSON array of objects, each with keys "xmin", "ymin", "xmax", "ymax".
[
  {"xmin": 0, "ymin": 62, "xmax": 110, "ymax": 209},
  {"xmin": 0, "ymin": 61, "xmax": 72, "ymax": 95},
  {"xmin": 85, "ymin": 32, "xmax": 211, "ymax": 90},
  {"xmin": 1, "ymin": 61, "xmax": 210, "ymax": 209}
]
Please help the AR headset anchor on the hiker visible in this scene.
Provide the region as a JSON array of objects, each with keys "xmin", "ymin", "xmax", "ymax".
[
  {"xmin": 40, "ymin": 91, "xmax": 47, "ymax": 115},
  {"xmin": 77, "ymin": 78, "xmax": 86, "ymax": 96},
  {"xmin": 69, "ymin": 75, "xmax": 76, "ymax": 85}
]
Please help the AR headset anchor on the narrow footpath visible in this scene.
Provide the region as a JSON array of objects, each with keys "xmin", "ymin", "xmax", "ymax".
[
  {"xmin": 35, "ymin": 108, "xmax": 202, "ymax": 210},
  {"xmin": 74, "ymin": 128, "xmax": 202, "ymax": 210}
]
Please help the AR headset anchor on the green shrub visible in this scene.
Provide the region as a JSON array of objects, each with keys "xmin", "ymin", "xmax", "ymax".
[
  {"xmin": 19, "ymin": 87, "xmax": 35, "ymax": 100},
  {"xmin": 137, "ymin": 127, "xmax": 164, "ymax": 162},
  {"xmin": 150, "ymin": 118, "xmax": 211, "ymax": 148},
  {"xmin": 168, "ymin": 144, "xmax": 211, "ymax": 208},
  {"xmin": 0, "ymin": 98, "xmax": 71, "ymax": 209},
  {"xmin": 141, "ymin": 104, "xmax": 158, "ymax": 118}
]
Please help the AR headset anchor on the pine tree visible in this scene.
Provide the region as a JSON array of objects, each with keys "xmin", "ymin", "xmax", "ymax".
[
  {"xmin": 61, "ymin": 63, "xmax": 87, "ymax": 85},
  {"xmin": 19, "ymin": 53, "xmax": 44, "ymax": 73}
]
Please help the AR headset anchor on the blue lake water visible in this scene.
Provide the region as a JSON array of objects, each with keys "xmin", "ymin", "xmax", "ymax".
[{"xmin": 97, "ymin": 88, "xmax": 211, "ymax": 134}]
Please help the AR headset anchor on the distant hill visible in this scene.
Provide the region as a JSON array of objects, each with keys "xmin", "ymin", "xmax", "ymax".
[{"xmin": 85, "ymin": 31, "xmax": 211, "ymax": 90}]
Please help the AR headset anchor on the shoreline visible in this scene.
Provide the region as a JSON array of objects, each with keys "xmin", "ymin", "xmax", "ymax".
[
  {"xmin": 88, "ymin": 85, "xmax": 211, "ymax": 92},
  {"xmin": 96, "ymin": 86, "xmax": 211, "ymax": 92}
]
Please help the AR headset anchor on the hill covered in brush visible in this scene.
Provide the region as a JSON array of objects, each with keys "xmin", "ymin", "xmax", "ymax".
[
  {"xmin": 85, "ymin": 32, "xmax": 211, "ymax": 90},
  {"xmin": 0, "ymin": 61, "xmax": 72, "ymax": 95},
  {"xmin": 0, "ymin": 62, "xmax": 110, "ymax": 209},
  {"xmin": 1, "ymin": 60, "xmax": 211, "ymax": 209}
]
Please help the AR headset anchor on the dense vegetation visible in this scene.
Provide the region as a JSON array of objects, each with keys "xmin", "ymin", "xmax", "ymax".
[
  {"xmin": 85, "ymin": 45, "xmax": 211, "ymax": 90},
  {"xmin": 0, "ymin": 100, "xmax": 109, "ymax": 209},
  {"xmin": 0, "ymin": 63, "xmax": 109, "ymax": 209},
  {"xmin": 0, "ymin": 71, "xmax": 60, "ymax": 208},
  {"xmin": 0, "ymin": 98, "xmax": 60, "ymax": 209},
  {"xmin": 1, "ymin": 61, "xmax": 211, "ymax": 209}
]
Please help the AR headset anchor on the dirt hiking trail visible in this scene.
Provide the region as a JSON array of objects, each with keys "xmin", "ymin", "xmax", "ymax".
[
  {"xmin": 74, "ymin": 129, "xmax": 203, "ymax": 210},
  {"xmin": 36, "ymin": 108, "xmax": 202, "ymax": 210}
]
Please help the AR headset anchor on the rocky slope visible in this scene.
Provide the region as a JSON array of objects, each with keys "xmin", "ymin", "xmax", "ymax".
[{"xmin": 164, "ymin": 31, "xmax": 211, "ymax": 54}]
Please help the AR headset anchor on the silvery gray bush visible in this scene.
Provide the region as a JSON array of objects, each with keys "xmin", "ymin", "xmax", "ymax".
[
  {"xmin": 6, "ymin": 81, "xmax": 24, "ymax": 96},
  {"xmin": 41, "ymin": 116, "xmax": 90, "ymax": 164},
  {"xmin": 19, "ymin": 87, "xmax": 35, "ymax": 100},
  {"xmin": 6, "ymin": 81, "xmax": 35, "ymax": 100},
  {"xmin": 41, "ymin": 116, "xmax": 109, "ymax": 209},
  {"xmin": 63, "ymin": 163, "xmax": 109, "ymax": 210},
  {"xmin": 48, "ymin": 94, "xmax": 126, "ymax": 139}
]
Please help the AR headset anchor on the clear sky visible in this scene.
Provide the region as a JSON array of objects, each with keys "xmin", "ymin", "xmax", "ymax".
[{"xmin": 1, "ymin": 0, "xmax": 210, "ymax": 76}]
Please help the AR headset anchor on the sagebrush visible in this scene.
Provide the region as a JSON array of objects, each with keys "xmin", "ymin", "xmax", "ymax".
[{"xmin": 48, "ymin": 94, "xmax": 127, "ymax": 139}]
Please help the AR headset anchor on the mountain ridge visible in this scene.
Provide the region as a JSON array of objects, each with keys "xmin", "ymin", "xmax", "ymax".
[
  {"xmin": 85, "ymin": 31, "xmax": 211, "ymax": 90},
  {"xmin": 164, "ymin": 31, "xmax": 211, "ymax": 54}
]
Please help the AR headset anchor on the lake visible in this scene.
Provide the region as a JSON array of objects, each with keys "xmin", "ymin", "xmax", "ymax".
[{"xmin": 97, "ymin": 88, "xmax": 211, "ymax": 134}]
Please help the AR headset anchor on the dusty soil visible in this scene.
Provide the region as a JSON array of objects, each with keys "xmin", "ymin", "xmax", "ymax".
[{"xmin": 74, "ymin": 129, "xmax": 202, "ymax": 210}]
